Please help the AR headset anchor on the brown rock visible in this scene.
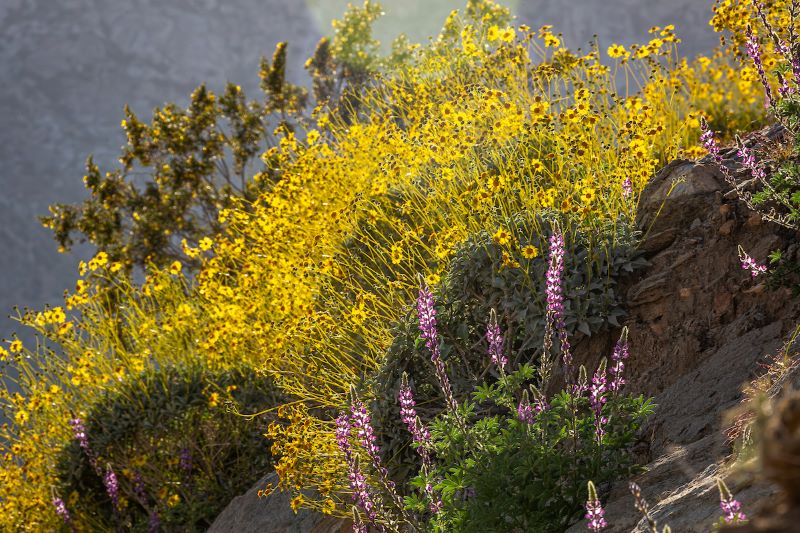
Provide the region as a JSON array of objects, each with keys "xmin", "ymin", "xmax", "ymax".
[
  {"xmin": 209, "ymin": 472, "xmax": 351, "ymax": 533},
  {"xmin": 719, "ymin": 219, "xmax": 735, "ymax": 236}
]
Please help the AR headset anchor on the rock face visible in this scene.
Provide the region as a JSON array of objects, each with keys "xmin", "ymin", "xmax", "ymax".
[
  {"xmin": 566, "ymin": 130, "xmax": 800, "ymax": 531},
  {"xmin": 208, "ymin": 472, "xmax": 351, "ymax": 533}
]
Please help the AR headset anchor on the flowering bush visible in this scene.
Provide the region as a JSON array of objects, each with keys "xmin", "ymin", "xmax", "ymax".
[
  {"xmin": 54, "ymin": 364, "xmax": 282, "ymax": 531},
  {"xmin": 335, "ymin": 228, "xmax": 654, "ymax": 532}
]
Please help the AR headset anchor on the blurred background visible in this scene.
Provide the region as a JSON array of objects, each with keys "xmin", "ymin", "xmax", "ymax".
[{"xmin": 0, "ymin": 0, "xmax": 719, "ymax": 338}]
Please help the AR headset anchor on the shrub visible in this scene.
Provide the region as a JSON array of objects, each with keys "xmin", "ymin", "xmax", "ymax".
[
  {"xmin": 55, "ymin": 364, "xmax": 283, "ymax": 531},
  {"xmin": 371, "ymin": 214, "xmax": 647, "ymax": 479},
  {"xmin": 335, "ymin": 250, "xmax": 653, "ymax": 531}
]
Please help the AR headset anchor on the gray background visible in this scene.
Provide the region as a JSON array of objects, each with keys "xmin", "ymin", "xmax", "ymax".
[{"xmin": 0, "ymin": 0, "xmax": 719, "ymax": 339}]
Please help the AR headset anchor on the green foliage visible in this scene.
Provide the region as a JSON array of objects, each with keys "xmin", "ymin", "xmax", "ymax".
[
  {"xmin": 56, "ymin": 364, "xmax": 284, "ymax": 532},
  {"xmin": 410, "ymin": 365, "xmax": 653, "ymax": 532}
]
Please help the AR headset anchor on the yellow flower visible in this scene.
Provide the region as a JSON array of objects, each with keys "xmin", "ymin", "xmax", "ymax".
[
  {"xmin": 487, "ymin": 25, "xmax": 500, "ymax": 42},
  {"xmin": 208, "ymin": 392, "xmax": 220, "ymax": 408},
  {"xmin": 607, "ymin": 44, "xmax": 627, "ymax": 58},
  {"xmin": 492, "ymin": 228, "xmax": 512, "ymax": 246},
  {"xmin": 521, "ymin": 245, "xmax": 539, "ymax": 259},
  {"xmin": 425, "ymin": 273, "xmax": 441, "ymax": 286},
  {"xmin": 109, "ymin": 262, "xmax": 124, "ymax": 273},
  {"xmin": 167, "ymin": 494, "xmax": 180, "ymax": 508},
  {"xmin": 290, "ymin": 494, "xmax": 304, "ymax": 513},
  {"xmin": 544, "ymin": 34, "xmax": 561, "ymax": 48},
  {"xmin": 580, "ymin": 187, "xmax": 597, "ymax": 204},
  {"xmin": 0, "ymin": 346, "xmax": 8, "ymax": 361},
  {"xmin": 499, "ymin": 27, "xmax": 515, "ymax": 43},
  {"xmin": 15, "ymin": 410, "xmax": 29, "ymax": 425},
  {"xmin": 322, "ymin": 498, "xmax": 336, "ymax": 515},
  {"xmin": 169, "ymin": 260, "xmax": 182, "ymax": 275},
  {"xmin": 9, "ymin": 339, "xmax": 22, "ymax": 353},
  {"xmin": 390, "ymin": 243, "xmax": 404, "ymax": 265},
  {"xmin": 306, "ymin": 129, "xmax": 320, "ymax": 145},
  {"xmin": 199, "ymin": 237, "xmax": 213, "ymax": 251}
]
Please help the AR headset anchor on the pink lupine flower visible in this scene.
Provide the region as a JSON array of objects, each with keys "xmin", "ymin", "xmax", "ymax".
[
  {"xmin": 52, "ymin": 496, "xmax": 73, "ymax": 528},
  {"xmin": 104, "ymin": 466, "xmax": 120, "ymax": 510},
  {"xmin": 417, "ymin": 283, "xmax": 460, "ymax": 419},
  {"xmin": 717, "ymin": 479, "xmax": 747, "ymax": 524},
  {"xmin": 622, "ymin": 177, "xmax": 632, "ymax": 197},
  {"xmin": 585, "ymin": 481, "xmax": 607, "ymax": 531},
  {"xmin": 745, "ymin": 24, "xmax": 774, "ymax": 108},
  {"xmin": 545, "ymin": 227, "xmax": 573, "ymax": 376},
  {"xmin": 736, "ymin": 143, "xmax": 767, "ymax": 183},
  {"xmin": 517, "ymin": 390, "xmax": 543, "ymax": 424},
  {"xmin": 589, "ymin": 359, "xmax": 609, "ymax": 442},
  {"xmin": 336, "ymin": 413, "xmax": 380, "ymax": 524},
  {"xmin": 609, "ymin": 328, "xmax": 629, "ymax": 393},
  {"xmin": 738, "ymin": 245, "xmax": 767, "ymax": 278},
  {"xmin": 486, "ymin": 310, "xmax": 507, "ymax": 371}
]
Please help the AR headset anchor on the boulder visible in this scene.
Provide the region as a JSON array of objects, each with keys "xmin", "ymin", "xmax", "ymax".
[{"xmin": 208, "ymin": 473, "xmax": 350, "ymax": 533}]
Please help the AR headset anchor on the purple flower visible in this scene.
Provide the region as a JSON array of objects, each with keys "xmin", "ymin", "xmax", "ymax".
[
  {"xmin": 718, "ymin": 479, "xmax": 747, "ymax": 524},
  {"xmin": 417, "ymin": 283, "xmax": 459, "ymax": 419},
  {"xmin": 133, "ymin": 471, "xmax": 148, "ymax": 503},
  {"xmin": 517, "ymin": 390, "xmax": 543, "ymax": 424},
  {"xmin": 335, "ymin": 414, "xmax": 379, "ymax": 523},
  {"xmin": 622, "ymin": 177, "xmax": 632, "ymax": 197},
  {"xmin": 609, "ymin": 328, "xmax": 629, "ymax": 393},
  {"xmin": 585, "ymin": 481, "xmax": 607, "ymax": 531},
  {"xmin": 736, "ymin": 143, "xmax": 767, "ymax": 183},
  {"xmin": 52, "ymin": 496, "xmax": 73, "ymax": 526},
  {"xmin": 589, "ymin": 360, "xmax": 609, "ymax": 442},
  {"xmin": 397, "ymin": 375, "xmax": 432, "ymax": 451},
  {"xmin": 350, "ymin": 398, "xmax": 381, "ymax": 461},
  {"xmin": 336, "ymin": 413, "xmax": 353, "ymax": 463},
  {"xmin": 149, "ymin": 510, "xmax": 160, "ymax": 533},
  {"xmin": 545, "ymin": 227, "xmax": 572, "ymax": 378},
  {"xmin": 738, "ymin": 245, "xmax": 767, "ymax": 278},
  {"xmin": 745, "ymin": 24, "xmax": 774, "ymax": 108},
  {"xmin": 417, "ymin": 282, "xmax": 441, "ymax": 362},
  {"xmin": 486, "ymin": 310, "xmax": 507, "ymax": 370},
  {"xmin": 104, "ymin": 466, "xmax": 120, "ymax": 510}
]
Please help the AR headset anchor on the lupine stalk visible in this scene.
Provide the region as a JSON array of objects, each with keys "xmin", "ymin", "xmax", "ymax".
[
  {"xmin": 543, "ymin": 226, "xmax": 572, "ymax": 384},
  {"xmin": 629, "ymin": 482, "xmax": 661, "ymax": 533},
  {"xmin": 148, "ymin": 511, "xmax": 160, "ymax": 533},
  {"xmin": 517, "ymin": 389, "xmax": 536, "ymax": 424},
  {"xmin": 52, "ymin": 495, "xmax": 75, "ymax": 530},
  {"xmin": 585, "ymin": 481, "xmax": 607, "ymax": 531},
  {"xmin": 397, "ymin": 377, "xmax": 442, "ymax": 513},
  {"xmin": 104, "ymin": 466, "xmax": 120, "ymax": 511},
  {"xmin": 179, "ymin": 447, "xmax": 192, "ymax": 482},
  {"xmin": 349, "ymin": 389, "xmax": 409, "ymax": 523},
  {"xmin": 609, "ymin": 327, "xmax": 629, "ymax": 393},
  {"xmin": 398, "ymin": 374, "xmax": 433, "ymax": 462},
  {"xmin": 622, "ymin": 177, "xmax": 633, "ymax": 197},
  {"xmin": 738, "ymin": 245, "xmax": 768, "ymax": 278},
  {"xmin": 486, "ymin": 309, "xmax": 507, "ymax": 371},
  {"xmin": 69, "ymin": 417, "xmax": 97, "ymax": 469},
  {"xmin": 746, "ymin": 24, "xmax": 774, "ymax": 108},
  {"xmin": 589, "ymin": 359, "xmax": 609, "ymax": 442},
  {"xmin": 335, "ymin": 413, "xmax": 381, "ymax": 527},
  {"xmin": 417, "ymin": 283, "xmax": 461, "ymax": 422},
  {"xmin": 736, "ymin": 143, "xmax": 767, "ymax": 183},
  {"xmin": 717, "ymin": 479, "xmax": 747, "ymax": 524}
]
